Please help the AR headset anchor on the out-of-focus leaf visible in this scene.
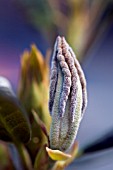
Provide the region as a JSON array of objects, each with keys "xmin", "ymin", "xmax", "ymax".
[
  {"xmin": 18, "ymin": 45, "xmax": 51, "ymax": 125},
  {"xmin": 9, "ymin": 143, "xmax": 33, "ymax": 170},
  {"xmin": 34, "ymin": 145, "xmax": 48, "ymax": 170},
  {"xmin": 19, "ymin": 144, "xmax": 33, "ymax": 170},
  {"xmin": 8, "ymin": 143, "xmax": 24, "ymax": 170},
  {"xmin": 18, "ymin": 45, "xmax": 51, "ymax": 159},
  {"xmin": 0, "ymin": 76, "xmax": 31, "ymax": 143},
  {"xmin": 32, "ymin": 110, "xmax": 50, "ymax": 146},
  {"xmin": 0, "ymin": 141, "xmax": 15, "ymax": 170},
  {"xmin": 17, "ymin": 0, "xmax": 53, "ymax": 30},
  {"xmin": 46, "ymin": 147, "xmax": 71, "ymax": 161}
]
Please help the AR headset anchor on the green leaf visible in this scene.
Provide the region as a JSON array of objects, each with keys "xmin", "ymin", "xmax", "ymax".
[
  {"xmin": 0, "ymin": 77, "xmax": 31, "ymax": 143},
  {"xmin": 18, "ymin": 45, "xmax": 51, "ymax": 159},
  {"xmin": 32, "ymin": 110, "xmax": 50, "ymax": 146},
  {"xmin": 34, "ymin": 145, "xmax": 48, "ymax": 170}
]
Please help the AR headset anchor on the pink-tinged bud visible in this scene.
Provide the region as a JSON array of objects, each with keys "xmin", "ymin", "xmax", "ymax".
[{"xmin": 49, "ymin": 36, "xmax": 87, "ymax": 151}]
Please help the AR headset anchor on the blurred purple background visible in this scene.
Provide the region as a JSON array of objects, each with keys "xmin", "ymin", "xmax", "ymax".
[
  {"xmin": 0, "ymin": 0, "xmax": 113, "ymax": 170},
  {"xmin": 73, "ymin": 19, "xmax": 113, "ymax": 170},
  {"xmin": 0, "ymin": 0, "xmax": 49, "ymax": 90}
]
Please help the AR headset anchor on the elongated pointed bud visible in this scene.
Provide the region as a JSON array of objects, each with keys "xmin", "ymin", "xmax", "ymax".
[
  {"xmin": 18, "ymin": 45, "xmax": 51, "ymax": 126},
  {"xmin": 18, "ymin": 45, "xmax": 51, "ymax": 158},
  {"xmin": 49, "ymin": 36, "xmax": 87, "ymax": 151}
]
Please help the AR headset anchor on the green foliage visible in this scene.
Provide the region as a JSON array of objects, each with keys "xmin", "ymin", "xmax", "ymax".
[
  {"xmin": 18, "ymin": 45, "xmax": 51, "ymax": 160},
  {"xmin": 0, "ymin": 41, "xmax": 85, "ymax": 169},
  {"xmin": 0, "ymin": 77, "xmax": 31, "ymax": 143}
]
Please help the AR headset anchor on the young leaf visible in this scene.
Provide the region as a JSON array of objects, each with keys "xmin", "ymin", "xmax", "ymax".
[
  {"xmin": 0, "ymin": 76, "xmax": 31, "ymax": 143},
  {"xmin": 51, "ymin": 142, "xmax": 78, "ymax": 170},
  {"xmin": 46, "ymin": 147, "xmax": 71, "ymax": 161},
  {"xmin": 18, "ymin": 45, "xmax": 51, "ymax": 159}
]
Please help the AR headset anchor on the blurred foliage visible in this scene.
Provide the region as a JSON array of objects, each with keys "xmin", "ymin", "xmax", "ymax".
[
  {"xmin": 0, "ymin": 142, "xmax": 15, "ymax": 170},
  {"xmin": 20, "ymin": 0, "xmax": 53, "ymax": 29},
  {"xmin": 15, "ymin": 0, "xmax": 113, "ymax": 60},
  {"xmin": 18, "ymin": 45, "xmax": 51, "ymax": 161},
  {"xmin": 0, "ymin": 45, "xmax": 79, "ymax": 169},
  {"xmin": 0, "ymin": 77, "xmax": 31, "ymax": 143}
]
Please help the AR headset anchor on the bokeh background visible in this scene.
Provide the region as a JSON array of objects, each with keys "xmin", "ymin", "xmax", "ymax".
[{"xmin": 0, "ymin": 0, "xmax": 113, "ymax": 170}]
